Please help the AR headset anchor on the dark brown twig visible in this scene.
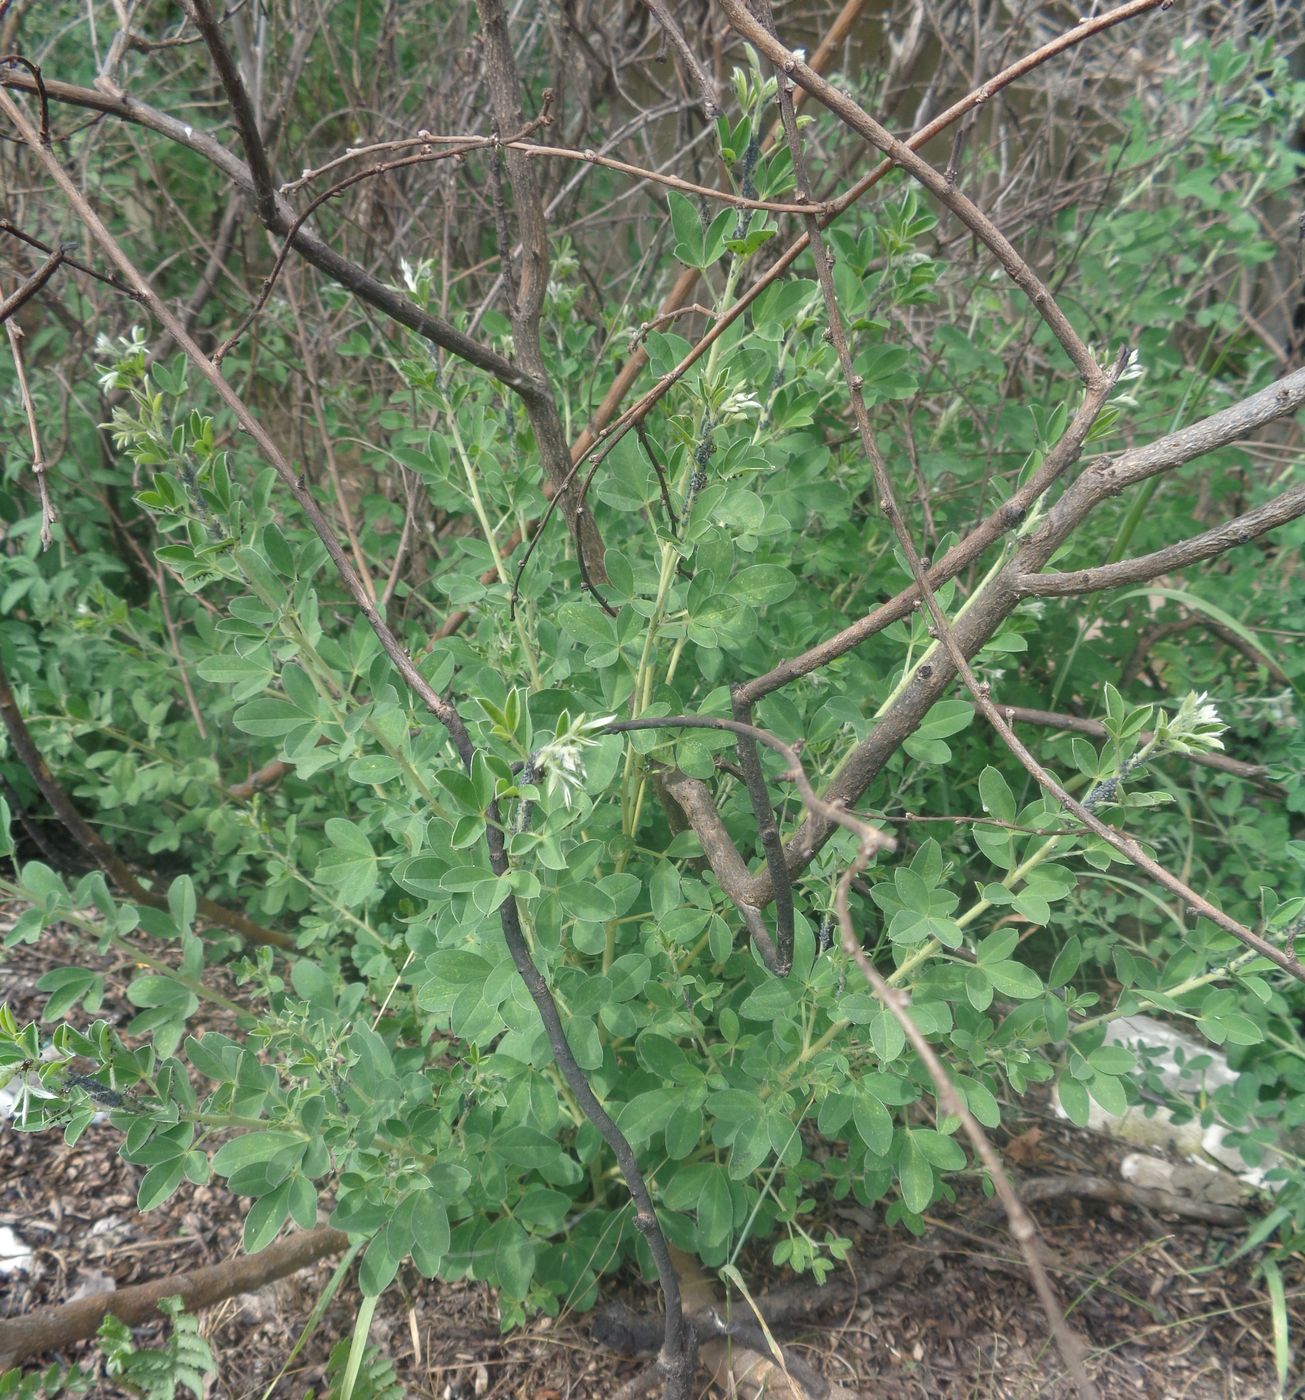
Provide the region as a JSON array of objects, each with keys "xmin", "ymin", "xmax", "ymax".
[
  {"xmin": 3, "ymin": 288, "xmax": 56, "ymax": 548},
  {"xmin": 476, "ymin": 0, "xmax": 608, "ymax": 585},
  {"xmin": 634, "ymin": 420, "xmax": 679, "ymax": 534},
  {"xmin": 0, "ymin": 53, "xmax": 46, "ymax": 143},
  {"xmin": 0, "ymin": 219, "xmax": 140, "ymax": 297},
  {"xmin": 0, "ymin": 243, "xmax": 63, "ymax": 324}
]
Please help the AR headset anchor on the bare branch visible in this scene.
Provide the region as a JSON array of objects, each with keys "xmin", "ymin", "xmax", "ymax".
[
  {"xmin": 1017, "ymin": 482, "xmax": 1305, "ymax": 597},
  {"xmin": 476, "ymin": 0, "xmax": 607, "ymax": 581},
  {"xmin": 183, "ymin": 0, "xmax": 278, "ymax": 224},
  {"xmin": 3, "ymin": 289, "xmax": 57, "ymax": 548},
  {"xmin": 642, "ymin": 0, "xmax": 719, "ymax": 119},
  {"xmin": 0, "ymin": 242, "xmax": 63, "ymax": 324},
  {"xmin": 0, "ymin": 69, "xmax": 540, "ymax": 396}
]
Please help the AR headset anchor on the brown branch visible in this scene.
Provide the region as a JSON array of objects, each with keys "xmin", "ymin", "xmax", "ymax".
[
  {"xmin": 0, "ymin": 1227, "xmax": 348, "ymax": 1370},
  {"xmin": 747, "ymin": 362, "xmax": 1305, "ymax": 904},
  {"xmin": 731, "ymin": 685, "xmax": 795, "ymax": 973},
  {"xmin": 760, "ymin": 35, "xmax": 1098, "ymax": 1394},
  {"xmin": 183, "ymin": 0, "xmax": 278, "ymax": 224},
  {"xmin": 225, "ymin": 756, "xmax": 292, "ymax": 801},
  {"xmin": 1008, "ymin": 1174, "xmax": 1246, "ymax": 1228},
  {"xmin": 1, "ymin": 219, "xmax": 141, "ymax": 298},
  {"xmin": 642, "ymin": 0, "xmax": 720, "ymax": 118},
  {"xmin": 0, "ymin": 242, "xmax": 63, "ymax": 323},
  {"xmin": 3, "ymin": 288, "xmax": 57, "ymax": 548},
  {"xmin": 1015, "ymin": 481, "xmax": 1305, "ymax": 596},
  {"xmin": 290, "ymin": 133, "xmax": 826, "ymax": 214},
  {"xmin": 1123, "ymin": 615, "xmax": 1293, "ymax": 690},
  {"xmin": 0, "ymin": 69, "xmax": 541, "ymax": 398},
  {"xmin": 475, "ymin": 0, "xmax": 606, "ymax": 583}
]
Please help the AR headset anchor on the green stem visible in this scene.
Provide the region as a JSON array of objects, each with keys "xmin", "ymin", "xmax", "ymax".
[{"xmin": 447, "ymin": 414, "xmax": 543, "ymax": 690}]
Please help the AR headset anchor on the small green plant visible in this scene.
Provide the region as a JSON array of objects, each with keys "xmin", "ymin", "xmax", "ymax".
[
  {"xmin": 95, "ymin": 1298, "xmax": 215, "ymax": 1400},
  {"xmin": 311, "ymin": 1339, "xmax": 403, "ymax": 1400},
  {"xmin": 0, "ymin": 1365, "xmax": 91, "ymax": 1399}
]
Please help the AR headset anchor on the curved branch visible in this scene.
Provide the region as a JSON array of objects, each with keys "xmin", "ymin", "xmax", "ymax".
[
  {"xmin": 184, "ymin": 0, "xmax": 278, "ymax": 224},
  {"xmin": 475, "ymin": 0, "xmax": 606, "ymax": 581},
  {"xmin": 0, "ymin": 242, "xmax": 63, "ymax": 323},
  {"xmin": 1016, "ymin": 482, "xmax": 1305, "ymax": 597},
  {"xmin": 643, "ymin": 0, "xmax": 719, "ymax": 118},
  {"xmin": 1001, "ymin": 707, "xmax": 1278, "ymax": 787}
]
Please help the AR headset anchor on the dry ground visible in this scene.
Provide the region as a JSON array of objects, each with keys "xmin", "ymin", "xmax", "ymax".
[{"xmin": 2, "ymin": 919, "xmax": 1301, "ymax": 1399}]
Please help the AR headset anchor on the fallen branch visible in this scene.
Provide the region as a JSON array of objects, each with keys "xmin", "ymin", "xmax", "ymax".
[{"xmin": 0, "ymin": 1227, "xmax": 349, "ymax": 1370}]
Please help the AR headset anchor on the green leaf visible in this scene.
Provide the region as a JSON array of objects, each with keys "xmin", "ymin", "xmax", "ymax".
[
  {"xmin": 211, "ymin": 1131, "xmax": 304, "ymax": 1178},
  {"xmin": 667, "ymin": 191, "xmax": 705, "ymax": 267},
  {"xmin": 727, "ymin": 564, "xmax": 795, "ymax": 607},
  {"xmin": 231, "ymin": 697, "xmax": 303, "ymax": 737},
  {"xmin": 896, "ymin": 1136, "xmax": 934, "ymax": 1214},
  {"xmin": 359, "ymin": 1233, "xmax": 400, "ymax": 1297},
  {"xmin": 138, "ymin": 1157, "xmax": 186, "ymax": 1212},
  {"xmin": 1047, "ymin": 935, "xmax": 1082, "ymax": 989},
  {"xmin": 697, "ymin": 1168, "xmax": 733, "ymax": 1248},
  {"xmin": 243, "ymin": 1180, "xmax": 293, "ymax": 1252},
  {"xmin": 852, "ymin": 1091, "xmax": 894, "ymax": 1157},
  {"xmin": 410, "ymin": 1192, "xmax": 450, "ymax": 1277},
  {"xmin": 348, "ymin": 755, "xmax": 402, "ymax": 785},
  {"xmin": 1088, "ymin": 1072, "xmax": 1129, "ymax": 1117},
  {"xmin": 977, "ymin": 766, "xmax": 1016, "ymax": 823},
  {"xmin": 910, "ymin": 1128, "xmax": 965, "ymax": 1171},
  {"xmin": 984, "ymin": 960, "xmax": 1043, "ymax": 999},
  {"xmin": 317, "ymin": 821, "xmax": 378, "ymax": 905},
  {"xmin": 1057, "ymin": 1077, "xmax": 1091, "ymax": 1127},
  {"xmin": 558, "ymin": 882, "xmax": 618, "ymax": 922},
  {"xmin": 36, "ymin": 967, "xmax": 104, "ymax": 1019}
]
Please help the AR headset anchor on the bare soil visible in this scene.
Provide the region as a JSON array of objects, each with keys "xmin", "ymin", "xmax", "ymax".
[{"xmin": 2, "ymin": 917, "xmax": 1301, "ymax": 1399}]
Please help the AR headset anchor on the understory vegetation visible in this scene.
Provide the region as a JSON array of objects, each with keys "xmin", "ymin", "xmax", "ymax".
[{"xmin": 1, "ymin": 1, "xmax": 1303, "ymax": 1396}]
